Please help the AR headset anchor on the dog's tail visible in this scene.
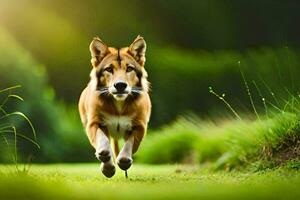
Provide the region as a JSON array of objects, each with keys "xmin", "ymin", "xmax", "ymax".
[{"xmin": 113, "ymin": 139, "xmax": 120, "ymax": 157}]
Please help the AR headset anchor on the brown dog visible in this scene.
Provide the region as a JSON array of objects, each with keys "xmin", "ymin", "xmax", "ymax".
[{"xmin": 78, "ymin": 36, "xmax": 151, "ymax": 178}]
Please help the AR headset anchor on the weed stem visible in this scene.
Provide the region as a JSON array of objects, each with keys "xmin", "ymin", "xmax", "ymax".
[
  {"xmin": 239, "ymin": 64, "xmax": 260, "ymax": 121},
  {"xmin": 209, "ymin": 87, "xmax": 241, "ymax": 120}
]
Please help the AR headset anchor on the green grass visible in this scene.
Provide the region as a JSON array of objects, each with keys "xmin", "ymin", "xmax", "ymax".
[
  {"xmin": 136, "ymin": 109, "xmax": 300, "ymax": 170},
  {"xmin": 0, "ymin": 85, "xmax": 39, "ymax": 167},
  {"xmin": 0, "ymin": 164, "xmax": 299, "ymax": 200}
]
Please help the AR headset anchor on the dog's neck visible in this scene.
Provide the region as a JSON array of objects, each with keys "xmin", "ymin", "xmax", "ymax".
[{"xmin": 114, "ymin": 100, "xmax": 125, "ymax": 113}]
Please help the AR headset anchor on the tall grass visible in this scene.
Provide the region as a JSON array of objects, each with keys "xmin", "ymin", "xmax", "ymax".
[
  {"xmin": 0, "ymin": 85, "xmax": 39, "ymax": 172},
  {"xmin": 136, "ymin": 72, "xmax": 300, "ymax": 171},
  {"xmin": 136, "ymin": 109, "xmax": 300, "ymax": 171}
]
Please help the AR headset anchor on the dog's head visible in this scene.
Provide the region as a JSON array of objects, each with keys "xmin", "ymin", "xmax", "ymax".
[{"xmin": 89, "ymin": 36, "xmax": 149, "ymax": 101}]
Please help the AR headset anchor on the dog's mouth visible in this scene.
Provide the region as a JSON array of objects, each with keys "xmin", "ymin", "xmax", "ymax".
[
  {"xmin": 97, "ymin": 86, "xmax": 143, "ymax": 99},
  {"xmin": 112, "ymin": 91, "xmax": 130, "ymax": 101},
  {"xmin": 112, "ymin": 91, "xmax": 129, "ymax": 95},
  {"xmin": 112, "ymin": 92, "xmax": 128, "ymax": 101}
]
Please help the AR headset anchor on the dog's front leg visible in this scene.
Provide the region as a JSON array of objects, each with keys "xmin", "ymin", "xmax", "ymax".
[
  {"xmin": 94, "ymin": 128, "xmax": 110, "ymax": 160},
  {"xmin": 96, "ymin": 129, "xmax": 116, "ymax": 178},
  {"xmin": 86, "ymin": 124, "xmax": 115, "ymax": 178},
  {"xmin": 117, "ymin": 125, "xmax": 145, "ymax": 170},
  {"xmin": 117, "ymin": 134, "xmax": 134, "ymax": 170}
]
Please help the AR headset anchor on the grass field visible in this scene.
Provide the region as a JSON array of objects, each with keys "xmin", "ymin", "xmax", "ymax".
[
  {"xmin": 0, "ymin": 164, "xmax": 299, "ymax": 200},
  {"xmin": 137, "ymin": 110, "xmax": 300, "ymax": 170}
]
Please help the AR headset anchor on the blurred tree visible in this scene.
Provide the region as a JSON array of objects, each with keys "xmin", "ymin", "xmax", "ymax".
[
  {"xmin": 0, "ymin": 0, "xmax": 299, "ymax": 127},
  {"xmin": 0, "ymin": 27, "xmax": 92, "ymax": 162}
]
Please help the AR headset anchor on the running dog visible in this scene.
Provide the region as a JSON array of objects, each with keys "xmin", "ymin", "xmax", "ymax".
[{"xmin": 78, "ymin": 36, "xmax": 151, "ymax": 178}]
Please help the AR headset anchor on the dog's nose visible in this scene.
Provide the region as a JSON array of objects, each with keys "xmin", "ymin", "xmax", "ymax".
[{"xmin": 114, "ymin": 81, "xmax": 127, "ymax": 92}]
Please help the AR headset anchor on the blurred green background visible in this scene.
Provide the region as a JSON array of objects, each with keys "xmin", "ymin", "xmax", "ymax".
[{"xmin": 0, "ymin": 0, "xmax": 300, "ymax": 162}]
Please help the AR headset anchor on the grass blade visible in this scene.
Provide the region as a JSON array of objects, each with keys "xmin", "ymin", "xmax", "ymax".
[
  {"xmin": 0, "ymin": 85, "xmax": 21, "ymax": 93},
  {"xmin": 8, "ymin": 94, "xmax": 24, "ymax": 102},
  {"xmin": 0, "ymin": 111, "xmax": 37, "ymax": 140}
]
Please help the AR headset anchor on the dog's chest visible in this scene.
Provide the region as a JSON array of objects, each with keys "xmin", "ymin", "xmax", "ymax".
[{"xmin": 102, "ymin": 114, "xmax": 132, "ymax": 139}]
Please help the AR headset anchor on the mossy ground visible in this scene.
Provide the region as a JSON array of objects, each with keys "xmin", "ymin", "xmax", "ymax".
[{"xmin": 0, "ymin": 164, "xmax": 299, "ymax": 200}]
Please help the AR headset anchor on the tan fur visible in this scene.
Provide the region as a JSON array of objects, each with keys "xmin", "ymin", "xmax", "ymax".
[{"xmin": 78, "ymin": 36, "xmax": 151, "ymax": 159}]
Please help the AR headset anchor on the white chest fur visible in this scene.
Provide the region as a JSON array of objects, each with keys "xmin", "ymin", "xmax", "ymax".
[{"xmin": 102, "ymin": 114, "xmax": 133, "ymax": 139}]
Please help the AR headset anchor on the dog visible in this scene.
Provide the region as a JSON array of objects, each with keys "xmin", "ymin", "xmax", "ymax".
[{"xmin": 78, "ymin": 36, "xmax": 151, "ymax": 178}]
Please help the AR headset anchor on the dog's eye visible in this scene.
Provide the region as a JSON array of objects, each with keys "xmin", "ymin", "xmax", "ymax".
[
  {"xmin": 104, "ymin": 66, "xmax": 113, "ymax": 73},
  {"xmin": 126, "ymin": 65, "xmax": 135, "ymax": 73}
]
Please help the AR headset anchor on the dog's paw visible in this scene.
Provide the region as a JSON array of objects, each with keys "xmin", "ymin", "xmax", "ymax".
[
  {"xmin": 95, "ymin": 150, "xmax": 111, "ymax": 163},
  {"xmin": 117, "ymin": 157, "xmax": 133, "ymax": 170},
  {"xmin": 101, "ymin": 163, "xmax": 116, "ymax": 178}
]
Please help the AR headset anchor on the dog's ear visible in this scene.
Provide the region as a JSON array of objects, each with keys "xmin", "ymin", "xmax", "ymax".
[
  {"xmin": 89, "ymin": 37, "xmax": 108, "ymax": 67},
  {"xmin": 129, "ymin": 35, "xmax": 146, "ymax": 66}
]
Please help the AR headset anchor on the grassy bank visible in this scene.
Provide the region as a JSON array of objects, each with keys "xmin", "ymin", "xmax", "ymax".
[
  {"xmin": 0, "ymin": 164, "xmax": 299, "ymax": 200},
  {"xmin": 136, "ymin": 107, "xmax": 300, "ymax": 170}
]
